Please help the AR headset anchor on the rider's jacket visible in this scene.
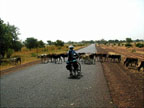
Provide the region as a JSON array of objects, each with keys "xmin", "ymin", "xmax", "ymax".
[{"xmin": 67, "ymin": 49, "xmax": 78, "ymax": 62}]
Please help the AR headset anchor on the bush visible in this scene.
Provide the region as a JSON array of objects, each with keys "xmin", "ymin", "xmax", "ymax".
[
  {"xmin": 54, "ymin": 40, "xmax": 64, "ymax": 46},
  {"xmin": 104, "ymin": 42, "xmax": 107, "ymax": 45},
  {"xmin": 50, "ymin": 47, "xmax": 55, "ymax": 51},
  {"xmin": 6, "ymin": 48, "xmax": 14, "ymax": 58},
  {"xmin": 125, "ymin": 43, "xmax": 132, "ymax": 48},
  {"xmin": 42, "ymin": 48, "xmax": 48, "ymax": 52},
  {"xmin": 57, "ymin": 46, "xmax": 62, "ymax": 50},
  {"xmin": 136, "ymin": 43, "xmax": 144, "ymax": 48},
  {"xmin": 31, "ymin": 53, "xmax": 37, "ymax": 57},
  {"xmin": 131, "ymin": 49, "xmax": 136, "ymax": 53},
  {"xmin": 118, "ymin": 43, "xmax": 121, "ymax": 46},
  {"xmin": 113, "ymin": 43, "xmax": 116, "ymax": 46}
]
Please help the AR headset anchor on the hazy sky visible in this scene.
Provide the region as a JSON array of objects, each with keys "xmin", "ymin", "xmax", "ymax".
[{"xmin": 0, "ymin": 0, "xmax": 144, "ymax": 42}]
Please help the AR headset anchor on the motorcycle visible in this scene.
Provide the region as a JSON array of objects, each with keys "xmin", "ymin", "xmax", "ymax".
[{"xmin": 66, "ymin": 60, "xmax": 82, "ymax": 79}]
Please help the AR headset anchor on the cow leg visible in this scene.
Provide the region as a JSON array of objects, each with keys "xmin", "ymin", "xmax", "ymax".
[
  {"xmin": 41, "ymin": 58, "xmax": 42, "ymax": 63},
  {"xmin": 60, "ymin": 57, "xmax": 63, "ymax": 64},
  {"xmin": 126, "ymin": 62, "xmax": 129, "ymax": 67},
  {"xmin": 63, "ymin": 57, "xmax": 65, "ymax": 62},
  {"xmin": 138, "ymin": 65, "xmax": 141, "ymax": 71},
  {"xmin": 138, "ymin": 63, "xmax": 144, "ymax": 71},
  {"xmin": 55, "ymin": 58, "xmax": 57, "ymax": 64},
  {"xmin": 131, "ymin": 62, "xmax": 133, "ymax": 67},
  {"xmin": 99, "ymin": 57, "xmax": 102, "ymax": 62},
  {"xmin": 111, "ymin": 58, "xmax": 113, "ymax": 62},
  {"xmin": 135, "ymin": 62, "xmax": 138, "ymax": 66},
  {"xmin": 119, "ymin": 58, "xmax": 121, "ymax": 63},
  {"xmin": 118, "ymin": 58, "xmax": 120, "ymax": 63},
  {"xmin": 50, "ymin": 58, "xmax": 52, "ymax": 62},
  {"xmin": 93, "ymin": 58, "xmax": 96, "ymax": 64},
  {"xmin": 110, "ymin": 58, "xmax": 112, "ymax": 62},
  {"xmin": 58, "ymin": 58, "xmax": 61, "ymax": 64}
]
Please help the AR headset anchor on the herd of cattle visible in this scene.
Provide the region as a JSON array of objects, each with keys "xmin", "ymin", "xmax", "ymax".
[
  {"xmin": 0, "ymin": 52, "xmax": 143, "ymax": 72},
  {"xmin": 38, "ymin": 52, "xmax": 144, "ymax": 71}
]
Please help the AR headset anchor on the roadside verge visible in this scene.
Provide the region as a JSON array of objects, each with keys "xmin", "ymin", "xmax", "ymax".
[
  {"xmin": 0, "ymin": 60, "xmax": 41, "ymax": 76},
  {"xmin": 96, "ymin": 46, "xmax": 144, "ymax": 108}
]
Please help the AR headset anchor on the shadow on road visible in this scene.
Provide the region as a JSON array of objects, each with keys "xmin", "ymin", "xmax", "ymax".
[{"xmin": 68, "ymin": 75, "xmax": 83, "ymax": 80}]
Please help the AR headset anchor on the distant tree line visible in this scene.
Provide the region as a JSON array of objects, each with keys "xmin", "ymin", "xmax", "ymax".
[
  {"xmin": 24, "ymin": 39, "xmax": 65, "ymax": 50},
  {"xmin": 96, "ymin": 38, "xmax": 144, "ymax": 48},
  {"xmin": 47, "ymin": 40, "xmax": 64, "ymax": 46},
  {"xmin": 96, "ymin": 38, "xmax": 143, "ymax": 44}
]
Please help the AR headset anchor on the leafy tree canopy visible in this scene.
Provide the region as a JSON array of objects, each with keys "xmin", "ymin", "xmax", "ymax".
[
  {"xmin": 54, "ymin": 40, "xmax": 64, "ymax": 46},
  {"xmin": 24, "ymin": 37, "xmax": 38, "ymax": 50},
  {"xmin": 0, "ymin": 18, "xmax": 20, "ymax": 58},
  {"xmin": 47, "ymin": 40, "xmax": 53, "ymax": 45},
  {"xmin": 38, "ymin": 40, "xmax": 45, "ymax": 48},
  {"xmin": 126, "ymin": 38, "xmax": 132, "ymax": 43}
]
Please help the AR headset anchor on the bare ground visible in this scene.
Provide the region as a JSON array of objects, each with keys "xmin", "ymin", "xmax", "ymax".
[{"xmin": 96, "ymin": 46, "xmax": 144, "ymax": 108}]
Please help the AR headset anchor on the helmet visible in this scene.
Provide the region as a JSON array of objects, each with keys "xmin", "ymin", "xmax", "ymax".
[{"xmin": 69, "ymin": 45, "xmax": 74, "ymax": 49}]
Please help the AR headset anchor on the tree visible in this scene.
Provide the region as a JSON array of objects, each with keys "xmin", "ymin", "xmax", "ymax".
[
  {"xmin": 12, "ymin": 41, "xmax": 23, "ymax": 51},
  {"xmin": 38, "ymin": 40, "xmax": 45, "ymax": 48},
  {"xmin": 125, "ymin": 43, "xmax": 132, "ymax": 47},
  {"xmin": 0, "ymin": 19, "xmax": 7, "ymax": 58},
  {"xmin": 90, "ymin": 40, "xmax": 95, "ymax": 43},
  {"xmin": 24, "ymin": 37, "xmax": 38, "ymax": 50},
  {"xmin": 0, "ymin": 18, "xmax": 20, "ymax": 58},
  {"xmin": 100, "ymin": 39, "xmax": 107, "ymax": 44},
  {"xmin": 136, "ymin": 43, "xmax": 144, "ymax": 48},
  {"xmin": 54, "ymin": 40, "xmax": 64, "ymax": 46},
  {"xmin": 108, "ymin": 40, "xmax": 114, "ymax": 43},
  {"xmin": 6, "ymin": 48, "xmax": 14, "ymax": 58},
  {"xmin": 126, "ymin": 38, "xmax": 132, "ymax": 43},
  {"xmin": 67, "ymin": 41, "xmax": 74, "ymax": 44},
  {"xmin": 114, "ymin": 39, "xmax": 119, "ymax": 43},
  {"xmin": 135, "ymin": 39, "xmax": 144, "ymax": 42},
  {"xmin": 47, "ymin": 40, "xmax": 53, "ymax": 45}
]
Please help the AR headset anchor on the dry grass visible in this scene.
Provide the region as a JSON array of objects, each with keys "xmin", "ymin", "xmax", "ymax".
[{"xmin": 100, "ymin": 45, "xmax": 144, "ymax": 58}]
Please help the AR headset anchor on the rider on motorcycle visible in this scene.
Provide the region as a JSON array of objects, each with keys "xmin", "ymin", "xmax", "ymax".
[{"xmin": 66, "ymin": 45, "xmax": 79, "ymax": 77}]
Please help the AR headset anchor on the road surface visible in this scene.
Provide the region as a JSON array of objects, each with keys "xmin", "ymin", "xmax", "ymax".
[{"xmin": 0, "ymin": 44, "xmax": 115, "ymax": 107}]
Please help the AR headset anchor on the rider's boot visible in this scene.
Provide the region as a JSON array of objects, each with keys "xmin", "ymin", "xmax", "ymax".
[
  {"xmin": 73, "ymin": 70, "xmax": 75, "ymax": 76},
  {"xmin": 70, "ymin": 71, "xmax": 73, "ymax": 77},
  {"xmin": 77, "ymin": 72, "xmax": 81, "ymax": 76}
]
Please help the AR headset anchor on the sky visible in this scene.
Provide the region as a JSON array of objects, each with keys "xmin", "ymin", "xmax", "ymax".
[{"xmin": 0, "ymin": 0, "xmax": 144, "ymax": 42}]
